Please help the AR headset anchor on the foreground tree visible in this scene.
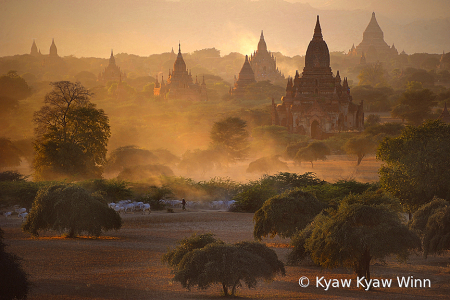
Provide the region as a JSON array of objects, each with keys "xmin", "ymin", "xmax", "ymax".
[
  {"xmin": 409, "ymin": 198, "xmax": 450, "ymax": 258},
  {"xmin": 253, "ymin": 188, "xmax": 325, "ymax": 240},
  {"xmin": 163, "ymin": 234, "xmax": 285, "ymax": 297},
  {"xmin": 33, "ymin": 81, "xmax": 110, "ymax": 180},
  {"xmin": 23, "ymin": 184, "xmax": 121, "ymax": 237},
  {"xmin": 0, "ymin": 227, "xmax": 30, "ymax": 300},
  {"xmin": 210, "ymin": 117, "xmax": 249, "ymax": 161},
  {"xmin": 377, "ymin": 120, "xmax": 450, "ymax": 212},
  {"xmin": 303, "ymin": 192, "xmax": 420, "ymax": 280}
]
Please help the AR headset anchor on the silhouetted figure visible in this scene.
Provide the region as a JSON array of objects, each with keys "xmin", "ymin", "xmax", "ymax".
[{"xmin": 181, "ymin": 198, "xmax": 186, "ymax": 211}]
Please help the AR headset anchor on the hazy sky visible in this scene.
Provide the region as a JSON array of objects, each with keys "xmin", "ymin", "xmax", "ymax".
[{"xmin": 1, "ymin": 0, "xmax": 449, "ymax": 58}]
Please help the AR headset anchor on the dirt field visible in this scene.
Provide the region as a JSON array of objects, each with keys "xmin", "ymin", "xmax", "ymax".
[{"xmin": 2, "ymin": 209, "xmax": 450, "ymax": 300}]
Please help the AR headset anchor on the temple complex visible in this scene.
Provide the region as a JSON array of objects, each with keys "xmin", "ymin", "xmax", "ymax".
[
  {"xmin": 154, "ymin": 44, "xmax": 208, "ymax": 101},
  {"xmin": 348, "ymin": 12, "xmax": 398, "ymax": 62},
  {"xmin": 98, "ymin": 50, "xmax": 127, "ymax": 82},
  {"xmin": 249, "ymin": 31, "xmax": 284, "ymax": 82},
  {"xmin": 230, "ymin": 55, "xmax": 256, "ymax": 96},
  {"xmin": 438, "ymin": 103, "xmax": 450, "ymax": 123},
  {"xmin": 272, "ymin": 16, "xmax": 364, "ymax": 139}
]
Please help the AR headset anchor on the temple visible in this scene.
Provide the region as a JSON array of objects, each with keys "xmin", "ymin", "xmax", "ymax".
[
  {"xmin": 154, "ymin": 43, "xmax": 208, "ymax": 101},
  {"xmin": 249, "ymin": 31, "xmax": 284, "ymax": 82},
  {"xmin": 348, "ymin": 12, "xmax": 398, "ymax": 62},
  {"xmin": 272, "ymin": 16, "xmax": 364, "ymax": 139},
  {"xmin": 49, "ymin": 38, "xmax": 58, "ymax": 57},
  {"xmin": 230, "ymin": 55, "xmax": 256, "ymax": 96},
  {"xmin": 98, "ymin": 50, "xmax": 127, "ymax": 82}
]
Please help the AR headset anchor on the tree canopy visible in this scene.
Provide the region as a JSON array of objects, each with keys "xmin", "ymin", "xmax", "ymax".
[
  {"xmin": 210, "ymin": 117, "xmax": 249, "ymax": 161},
  {"xmin": 394, "ymin": 87, "xmax": 437, "ymax": 125},
  {"xmin": 0, "ymin": 137, "xmax": 22, "ymax": 169},
  {"xmin": 33, "ymin": 81, "xmax": 110, "ymax": 180},
  {"xmin": 294, "ymin": 141, "xmax": 330, "ymax": 167},
  {"xmin": 23, "ymin": 184, "xmax": 121, "ymax": 237},
  {"xmin": 302, "ymin": 192, "xmax": 419, "ymax": 280},
  {"xmin": 0, "ymin": 71, "xmax": 31, "ymax": 115},
  {"xmin": 409, "ymin": 198, "xmax": 450, "ymax": 258},
  {"xmin": 253, "ymin": 188, "xmax": 325, "ymax": 240},
  {"xmin": 344, "ymin": 135, "xmax": 378, "ymax": 165},
  {"xmin": 377, "ymin": 120, "xmax": 450, "ymax": 212},
  {"xmin": 162, "ymin": 233, "xmax": 285, "ymax": 297}
]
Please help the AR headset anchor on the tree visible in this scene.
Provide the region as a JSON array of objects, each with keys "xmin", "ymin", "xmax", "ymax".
[
  {"xmin": 0, "ymin": 71, "xmax": 31, "ymax": 115},
  {"xmin": 163, "ymin": 233, "xmax": 285, "ymax": 297},
  {"xmin": 0, "ymin": 171, "xmax": 27, "ymax": 182},
  {"xmin": 395, "ymin": 88, "xmax": 436, "ymax": 125},
  {"xmin": 0, "ymin": 227, "xmax": 30, "ymax": 300},
  {"xmin": 22, "ymin": 184, "xmax": 121, "ymax": 238},
  {"xmin": 344, "ymin": 135, "xmax": 378, "ymax": 165},
  {"xmin": 210, "ymin": 117, "xmax": 249, "ymax": 161},
  {"xmin": 409, "ymin": 198, "xmax": 450, "ymax": 258},
  {"xmin": 0, "ymin": 137, "xmax": 22, "ymax": 169},
  {"xmin": 33, "ymin": 81, "xmax": 110, "ymax": 180},
  {"xmin": 377, "ymin": 120, "xmax": 450, "ymax": 212},
  {"xmin": 246, "ymin": 155, "xmax": 288, "ymax": 173},
  {"xmin": 294, "ymin": 141, "xmax": 330, "ymax": 167},
  {"xmin": 105, "ymin": 145, "xmax": 159, "ymax": 173},
  {"xmin": 303, "ymin": 192, "xmax": 419, "ymax": 281},
  {"xmin": 253, "ymin": 188, "xmax": 325, "ymax": 240},
  {"xmin": 358, "ymin": 62, "xmax": 388, "ymax": 87}
]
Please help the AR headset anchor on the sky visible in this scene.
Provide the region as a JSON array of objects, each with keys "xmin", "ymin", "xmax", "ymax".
[{"xmin": 1, "ymin": 0, "xmax": 449, "ymax": 58}]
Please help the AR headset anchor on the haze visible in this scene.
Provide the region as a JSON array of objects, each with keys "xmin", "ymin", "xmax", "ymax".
[{"xmin": 1, "ymin": 0, "xmax": 449, "ymax": 58}]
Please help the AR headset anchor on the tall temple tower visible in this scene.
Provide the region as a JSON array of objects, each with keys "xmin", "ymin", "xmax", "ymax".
[
  {"xmin": 272, "ymin": 16, "xmax": 364, "ymax": 139},
  {"xmin": 248, "ymin": 31, "xmax": 284, "ymax": 82},
  {"xmin": 350, "ymin": 12, "xmax": 398, "ymax": 62}
]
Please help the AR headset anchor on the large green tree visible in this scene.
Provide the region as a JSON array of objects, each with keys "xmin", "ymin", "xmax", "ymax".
[
  {"xmin": 302, "ymin": 192, "xmax": 419, "ymax": 281},
  {"xmin": 409, "ymin": 198, "xmax": 450, "ymax": 258},
  {"xmin": 253, "ymin": 188, "xmax": 325, "ymax": 240},
  {"xmin": 23, "ymin": 184, "xmax": 121, "ymax": 238},
  {"xmin": 210, "ymin": 117, "xmax": 249, "ymax": 161},
  {"xmin": 33, "ymin": 81, "xmax": 110, "ymax": 180},
  {"xmin": 163, "ymin": 233, "xmax": 285, "ymax": 297},
  {"xmin": 377, "ymin": 120, "xmax": 450, "ymax": 212}
]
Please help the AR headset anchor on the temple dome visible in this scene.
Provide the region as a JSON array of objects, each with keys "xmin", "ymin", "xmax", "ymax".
[{"xmin": 304, "ymin": 16, "xmax": 330, "ymax": 72}]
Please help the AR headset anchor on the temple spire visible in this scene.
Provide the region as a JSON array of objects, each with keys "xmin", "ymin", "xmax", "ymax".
[{"xmin": 313, "ymin": 15, "xmax": 322, "ymax": 39}]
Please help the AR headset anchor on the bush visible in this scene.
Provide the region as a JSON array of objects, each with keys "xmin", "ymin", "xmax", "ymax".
[
  {"xmin": 23, "ymin": 184, "xmax": 122, "ymax": 237},
  {"xmin": 0, "ymin": 227, "xmax": 30, "ymax": 300}
]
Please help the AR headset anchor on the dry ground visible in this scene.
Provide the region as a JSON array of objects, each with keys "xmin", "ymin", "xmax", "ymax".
[{"xmin": 1, "ymin": 209, "xmax": 450, "ymax": 300}]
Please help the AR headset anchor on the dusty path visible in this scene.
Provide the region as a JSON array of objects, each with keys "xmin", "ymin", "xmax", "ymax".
[{"xmin": 1, "ymin": 209, "xmax": 450, "ymax": 299}]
